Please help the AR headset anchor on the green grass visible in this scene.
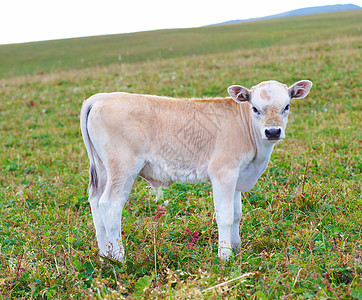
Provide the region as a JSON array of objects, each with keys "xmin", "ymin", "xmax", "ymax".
[
  {"xmin": 0, "ymin": 10, "xmax": 361, "ymax": 79},
  {"xmin": 0, "ymin": 11, "xmax": 361, "ymax": 299}
]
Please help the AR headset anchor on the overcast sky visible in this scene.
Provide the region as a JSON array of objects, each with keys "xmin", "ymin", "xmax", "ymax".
[{"xmin": 1, "ymin": 0, "xmax": 361, "ymax": 45}]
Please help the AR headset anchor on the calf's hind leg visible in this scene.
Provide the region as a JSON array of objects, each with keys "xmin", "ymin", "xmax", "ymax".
[
  {"xmin": 87, "ymin": 161, "xmax": 108, "ymax": 258},
  {"xmin": 89, "ymin": 180, "xmax": 108, "ymax": 257},
  {"xmin": 99, "ymin": 157, "xmax": 142, "ymax": 261}
]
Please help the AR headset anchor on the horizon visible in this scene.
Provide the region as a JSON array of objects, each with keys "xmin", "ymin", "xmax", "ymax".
[{"xmin": 1, "ymin": 1, "xmax": 361, "ymax": 46}]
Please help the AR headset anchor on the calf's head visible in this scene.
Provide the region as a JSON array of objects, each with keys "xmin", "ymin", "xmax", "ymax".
[{"xmin": 228, "ymin": 80, "xmax": 312, "ymax": 143}]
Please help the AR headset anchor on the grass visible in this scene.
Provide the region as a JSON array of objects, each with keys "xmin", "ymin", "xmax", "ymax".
[{"xmin": 0, "ymin": 11, "xmax": 361, "ymax": 299}]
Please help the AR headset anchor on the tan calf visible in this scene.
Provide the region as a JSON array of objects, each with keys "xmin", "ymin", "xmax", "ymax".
[{"xmin": 80, "ymin": 80, "xmax": 312, "ymax": 261}]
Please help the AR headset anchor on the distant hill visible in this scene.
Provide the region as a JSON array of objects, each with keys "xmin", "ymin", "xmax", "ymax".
[
  {"xmin": 209, "ymin": 4, "xmax": 361, "ymax": 26},
  {"xmin": 0, "ymin": 10, "xmax": 361, "ymax": 79}
]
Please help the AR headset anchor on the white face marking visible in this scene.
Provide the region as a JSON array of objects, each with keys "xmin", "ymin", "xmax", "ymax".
[{"xmin": 249, "ymin": 81, "xmax": 291, "ymax": 142}]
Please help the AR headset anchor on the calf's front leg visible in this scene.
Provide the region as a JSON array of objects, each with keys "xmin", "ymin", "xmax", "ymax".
[
  {"xmin": 211, "ymin": 176, "xmax": 237, "ymax": 260},
  {"xmin": 231, "ymin": 191, "xmax": 242, "ymax": 249}
]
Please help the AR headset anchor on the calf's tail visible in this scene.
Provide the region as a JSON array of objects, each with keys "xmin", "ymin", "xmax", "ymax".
[{"xmin": 80, "ymin": 96, "xmax": 100, "ymax": 197}]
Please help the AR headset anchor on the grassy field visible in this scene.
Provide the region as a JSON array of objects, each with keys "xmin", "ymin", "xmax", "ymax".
[
  {"xmin": 0, "ymin": 10, "xmax": 361, "ymax": 79},
  {"xmin": 0, "ymin": 11, "xmax": 361, "ymax": 299}
]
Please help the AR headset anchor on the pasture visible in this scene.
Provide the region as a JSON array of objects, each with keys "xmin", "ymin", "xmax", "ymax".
[{"xmin": 0, "ymin": 11, "xmax": 361, "ymax": 299}]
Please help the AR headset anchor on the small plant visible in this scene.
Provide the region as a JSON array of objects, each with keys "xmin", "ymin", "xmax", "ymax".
[{"xmin": 185, "ymin": 229, "xmax": 200, "ymax": 250}]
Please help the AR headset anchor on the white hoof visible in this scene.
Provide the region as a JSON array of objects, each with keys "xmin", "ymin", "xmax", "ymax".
[{"xmin": 219, "ymin": 247, "xmax": 232, "ymax": 260}]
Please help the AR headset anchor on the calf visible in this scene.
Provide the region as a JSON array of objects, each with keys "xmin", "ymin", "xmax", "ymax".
[{"xmin": 80, "ymin": 80, "xmax": 312, "ymax": 261}]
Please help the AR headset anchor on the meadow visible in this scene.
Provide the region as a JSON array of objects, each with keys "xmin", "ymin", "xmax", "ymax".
[
  {"xmin": 0, "ymin": 10, "xmax": 361, "ymax": 79},
  {"xmin": 0, "ymin": 11, "xmax": 361, "ymax": 299}
]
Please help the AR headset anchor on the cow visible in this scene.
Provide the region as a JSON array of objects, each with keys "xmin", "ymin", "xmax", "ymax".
[{"xmin": 80, "ymin": 80, "xmax": 312, "ymax": 261}]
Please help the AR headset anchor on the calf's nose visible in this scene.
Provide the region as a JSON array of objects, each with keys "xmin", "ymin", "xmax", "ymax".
[{"xmin": 265, "ymin": 128, "xmax": 281, "ymax": 139}]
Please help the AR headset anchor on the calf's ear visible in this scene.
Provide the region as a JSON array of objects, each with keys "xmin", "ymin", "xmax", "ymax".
[
  {"xmin": 289, "ymin": 80, "xmax": 313, "ymax": 99},
  {"xmin": 228, "ymin": 85, "xmax": 250, "ymax": 103}
]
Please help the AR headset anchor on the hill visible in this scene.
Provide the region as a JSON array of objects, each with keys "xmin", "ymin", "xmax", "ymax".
[
  {"xmin": 210, "ymin": 4, "xmax": 361, "ymax": 26},
  {"xmin": 0, "ymin": 10, "xmax": 361, "ymax": 79}
]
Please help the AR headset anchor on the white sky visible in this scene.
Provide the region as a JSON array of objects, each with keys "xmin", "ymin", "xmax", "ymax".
[{"xmin": 1, "ymin": 0, "xmax": 361, "ymax": 45}]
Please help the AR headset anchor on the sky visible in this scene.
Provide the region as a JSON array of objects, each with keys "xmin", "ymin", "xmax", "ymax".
[{"xmin": 1, "ymin": 0, "xmax": 361, "ymax": 45}]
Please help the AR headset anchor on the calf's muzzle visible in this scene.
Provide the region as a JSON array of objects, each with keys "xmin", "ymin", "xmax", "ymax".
[{"xmin": 265, "ymin": 128, "xmax": 281, "ymax": 140}]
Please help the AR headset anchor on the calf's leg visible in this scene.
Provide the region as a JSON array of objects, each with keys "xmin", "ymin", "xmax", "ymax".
[
  {"xmin": 99, "ymin": 156, "xmax": 143, "ymax": 261},
  {"xmin": 88, "ymin": 163, "xmax": 108, "ymax": 258},
  {"xmin": 231, "ymin": 191, "xmax": 242, "ymax": 249},
  {"xmin": 210, "ymin": 171, "xmax": 238, "ymax": 260}
]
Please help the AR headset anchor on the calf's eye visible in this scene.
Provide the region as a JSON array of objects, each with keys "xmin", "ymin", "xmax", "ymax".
[
  {"xmin": 252, "ymin": 107, "xmax": 260, "ymax": 115},
  {"xmin": 284, "ymin": 104, "xmax": 290, "ymax": 112}
]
